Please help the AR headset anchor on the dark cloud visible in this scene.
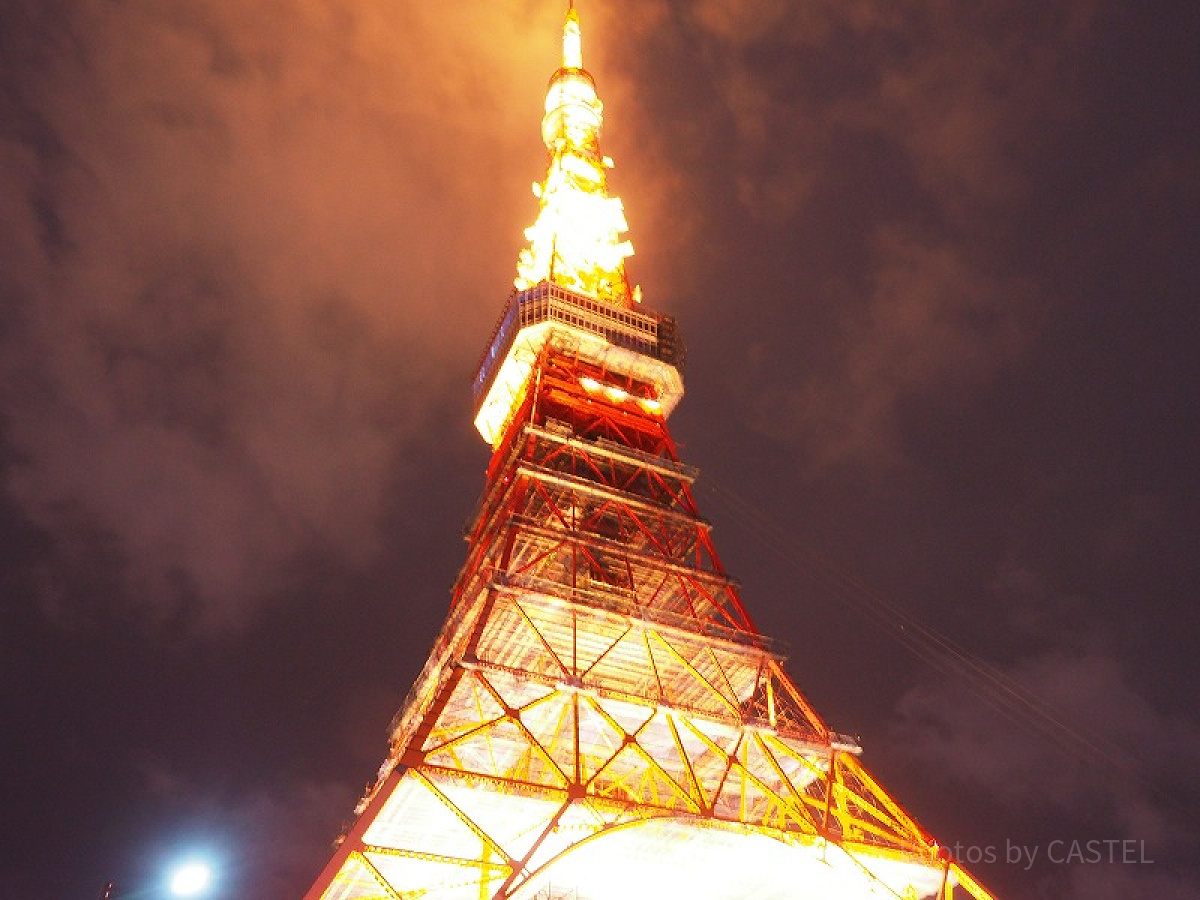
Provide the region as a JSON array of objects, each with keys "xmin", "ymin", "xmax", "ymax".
[
  {"xmin": 892, "ymin": 641, "xmax": 1200, "ymax": 895},
  {"xmin": 0, "ymin": 0, "xmax": 568, "ymax": 628},
  {"xmin": 748, "ymin": 226, "xmax": 1031, "ymax": 470},
  {"xmin": 596, "ymin": 0, "xmax": 1099, "ymax": 474}
]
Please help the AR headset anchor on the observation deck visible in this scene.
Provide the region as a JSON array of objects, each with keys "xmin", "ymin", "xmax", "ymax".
[{"xmin": 473, "ymin": 281, "xmax": 685, "ymax": 445}]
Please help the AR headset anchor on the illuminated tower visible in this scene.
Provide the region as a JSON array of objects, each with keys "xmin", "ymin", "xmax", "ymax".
[{"xmin": 304, "ymin": 9, "xmax": 997, "ymax": 900}]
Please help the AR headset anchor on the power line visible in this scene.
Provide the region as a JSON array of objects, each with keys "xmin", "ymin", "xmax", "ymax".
[{"xmin": 696, "ymin": 477, "xmax": 1139, "ymax": 779}]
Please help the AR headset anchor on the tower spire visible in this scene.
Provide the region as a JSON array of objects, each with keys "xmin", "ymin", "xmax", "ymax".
[
  {"xmin": 563, "ymin": 3, "xmax": 582, "ymax": 70},
  {"xmin": 515, "ymin": 4, "xmax": 636, "ymax": 307}
]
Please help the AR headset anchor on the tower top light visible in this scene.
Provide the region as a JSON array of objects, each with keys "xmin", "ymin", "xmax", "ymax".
[{"xmin": 515, "ymin": 4, "xmax": 636, "ymax": 308}]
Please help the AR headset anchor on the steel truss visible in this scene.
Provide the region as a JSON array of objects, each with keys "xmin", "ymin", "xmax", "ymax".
[{"xmin": 305, "ymin": 349, "xmax": 996, "ymax": 900}]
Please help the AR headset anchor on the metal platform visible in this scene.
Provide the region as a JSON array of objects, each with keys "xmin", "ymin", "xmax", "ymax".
[{"xmin": 473, "ymin": 281, "xmax": 685, "ymax": 446}]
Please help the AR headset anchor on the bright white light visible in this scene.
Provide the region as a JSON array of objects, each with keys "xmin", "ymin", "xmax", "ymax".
[{"xmin": 169, "ymin": 861, "xmax": 211, "ymax": 896}]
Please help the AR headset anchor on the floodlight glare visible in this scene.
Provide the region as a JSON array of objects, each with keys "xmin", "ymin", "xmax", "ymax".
[{"xmin": 169, "ymin": 861, "xmax": 211, "ymax": 896}]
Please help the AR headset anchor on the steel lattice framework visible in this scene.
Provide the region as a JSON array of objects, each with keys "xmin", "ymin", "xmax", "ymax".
[{"xmin": 304, "ymin": 9, "xmax": 998, "ymax": 900}]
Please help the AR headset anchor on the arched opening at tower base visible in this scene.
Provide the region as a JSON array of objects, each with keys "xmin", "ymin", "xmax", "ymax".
[{"xmin": 511, "ymin": 816, "xmax": 947, "ymax": 900}]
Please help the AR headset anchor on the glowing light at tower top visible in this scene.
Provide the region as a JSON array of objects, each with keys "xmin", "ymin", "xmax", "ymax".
[{"xmin": 515, "ymin": 5, "xmax": 639, "ymax": 308}]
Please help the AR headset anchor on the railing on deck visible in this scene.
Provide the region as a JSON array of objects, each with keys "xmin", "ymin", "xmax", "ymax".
[{"xmin": 473, "ymin": 281, "xmax": 684, "ymax": 407}]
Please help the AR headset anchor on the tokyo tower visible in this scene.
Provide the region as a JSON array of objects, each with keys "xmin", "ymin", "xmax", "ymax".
[{"xmin": 304, "ymin": 8, "xmax": 997, "ymax": 900}]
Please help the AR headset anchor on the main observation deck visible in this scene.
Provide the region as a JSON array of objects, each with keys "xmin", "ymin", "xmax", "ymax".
[{"xmin": 473, "ymin": 281, "xmax": 685, "ymax": 445}]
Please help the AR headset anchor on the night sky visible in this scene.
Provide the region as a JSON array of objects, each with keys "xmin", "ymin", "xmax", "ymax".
[{"xmin": 2, "ymin": 1, "xmax": 1198, "ymax": 898}]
